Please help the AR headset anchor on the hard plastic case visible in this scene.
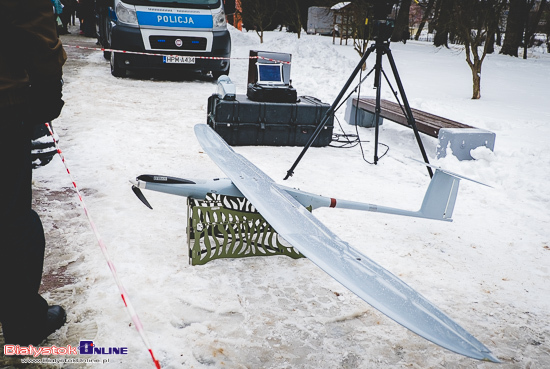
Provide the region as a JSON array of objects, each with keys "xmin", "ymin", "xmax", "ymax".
[{"xmin": 207, "ymin": 94, "xmax": 334, "ymax": 147}]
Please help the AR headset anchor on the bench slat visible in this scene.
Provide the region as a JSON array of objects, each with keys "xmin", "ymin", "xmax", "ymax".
[{"xmin": 353, "ymin": 98, "xmax": 472, "ymax": 138}]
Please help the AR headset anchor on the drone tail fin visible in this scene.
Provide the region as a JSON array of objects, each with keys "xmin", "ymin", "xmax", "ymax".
[
  {"xmin": 414, "ymin": 157, "xmax": 493, "ymax": 221},
  {"xmin": 419, "ymin": 169, "xmax": 461, "ymax": 221}
]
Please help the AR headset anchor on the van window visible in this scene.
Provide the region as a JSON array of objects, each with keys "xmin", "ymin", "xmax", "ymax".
[{"xmin": 122, "ymin": 0, "xmax": 221, "ymax": 9}]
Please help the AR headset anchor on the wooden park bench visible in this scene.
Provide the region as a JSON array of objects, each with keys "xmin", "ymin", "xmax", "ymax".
[
  {"xmin": 347, "ymin": 97, "xmax": 496, "ymax": 160},
  {"xmin": 352, "ymin": 97, "xmax": 473, "ymax": 137}
]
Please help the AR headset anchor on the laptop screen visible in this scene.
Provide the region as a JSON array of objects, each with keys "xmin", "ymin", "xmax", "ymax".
[{"xmin": 257, "ymin": 63, "xmax": 284, "ymax": 85}]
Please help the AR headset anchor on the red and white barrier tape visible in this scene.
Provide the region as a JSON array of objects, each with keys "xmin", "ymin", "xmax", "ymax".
[
  {"xmin": 44, "ymin": 123, "xmax": 161, "ymax": 369},
  {"xmin": 64, "ymin": 44, "xmax": 291, "ymax": 64}
]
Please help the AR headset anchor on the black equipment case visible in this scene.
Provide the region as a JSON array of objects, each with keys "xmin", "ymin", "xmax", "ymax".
[
  {"xmin": 246, "ymin": 83, "xmax": 298, "ymax": 103},
  {"xmin": 207, "ymin": 94, "xmax": 334, "ymax": 147}
]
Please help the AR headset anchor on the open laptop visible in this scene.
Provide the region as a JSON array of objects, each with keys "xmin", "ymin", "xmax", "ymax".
[{"xmin": 256, "ymin": 63, "xmax": 286, "ymax": 86}]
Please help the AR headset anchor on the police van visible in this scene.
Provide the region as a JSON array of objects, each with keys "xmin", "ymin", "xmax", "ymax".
[{"xmin": 96, "ymin": 0, "xmax": 231, "ymax": 78}]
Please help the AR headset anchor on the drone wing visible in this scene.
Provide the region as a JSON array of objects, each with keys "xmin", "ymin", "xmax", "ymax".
[{"xmin": 194, "ymin": 124, "xmax": 498, "ymax": 362}]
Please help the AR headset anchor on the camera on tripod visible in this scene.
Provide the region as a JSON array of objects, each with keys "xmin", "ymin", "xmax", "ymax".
[
  {"xmin": 371, "ymin": 0, "xmax": 398, "ymax": 41},
  {"xmin": 286, "ymin": 0, "xmax": 433, "ymax": 180}
]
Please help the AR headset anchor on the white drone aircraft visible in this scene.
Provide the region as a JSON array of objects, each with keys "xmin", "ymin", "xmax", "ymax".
[{"xmin": 130, "ymin": 124, "xmax": 499, "ymax": 363}]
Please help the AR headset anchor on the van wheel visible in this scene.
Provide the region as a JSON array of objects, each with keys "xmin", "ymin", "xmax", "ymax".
[
  {"xmin": 110, "ymin": 52, "xmax": 126, "ymax": 77},
  {"xmin": 212, "ymin": 63, "xmax": 230, "ymax": 80},
  {"xmin": 103, "ymin": 50, "xmax": 111, "ymax": 60}
]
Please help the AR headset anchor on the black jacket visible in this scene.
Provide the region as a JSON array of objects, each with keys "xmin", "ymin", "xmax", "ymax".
[{"xmin": 0, "ymin": 0, "xmax": 67, "ymax": 111}]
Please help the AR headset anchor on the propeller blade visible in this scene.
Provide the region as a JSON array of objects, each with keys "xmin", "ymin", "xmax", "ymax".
[{"xmin": 132, "ymin": 185, "xmax": 153, "ymax": 209}]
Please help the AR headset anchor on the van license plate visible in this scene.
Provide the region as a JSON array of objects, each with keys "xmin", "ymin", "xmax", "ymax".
[{"xmin": 163, "ymin": 56, "xmax": 195, "ymax": 64}]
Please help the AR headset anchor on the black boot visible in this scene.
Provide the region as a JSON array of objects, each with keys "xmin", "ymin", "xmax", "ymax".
[
  {"xmin": 2, "ymin": 305, "xmax": 66, "ymax": 346},
  {"xmin": 40, "ymin": 305, "xmax": 67, "ymax": 344}
]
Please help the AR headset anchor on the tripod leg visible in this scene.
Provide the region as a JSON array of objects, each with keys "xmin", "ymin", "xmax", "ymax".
[
  {"xmin": 284, "ymin": 44, "xmax": 376, "ymax": 180},
  {"xmin": 373, "ymin": 45, "xmax": 384, "ymax": 164},
  {"xmin": 384, "ymin": 45, "xmax": 433, "ymax": 178}
]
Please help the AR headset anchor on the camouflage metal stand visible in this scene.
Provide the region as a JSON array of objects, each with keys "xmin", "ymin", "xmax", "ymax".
[{"xmin": 187, "ymin": 194, "xmax": 305, "ymax": 265}]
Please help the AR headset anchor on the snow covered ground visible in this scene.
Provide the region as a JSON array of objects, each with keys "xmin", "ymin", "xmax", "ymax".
[{"xmin": 2, "ymin": 24, "xmax": 549, "ymax": 368}]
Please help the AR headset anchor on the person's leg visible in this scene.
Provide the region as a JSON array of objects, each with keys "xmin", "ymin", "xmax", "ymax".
[
  {"xmin": 60, "ymin": 12, "xmax": 70, "ymax": 34},
  {"xmin": 0, "ymin": 112, "xmax": 49, "ymax": 345},
  {"xmin": 84, "ymin": 14, "xmax": 95, "ymax": 37}
]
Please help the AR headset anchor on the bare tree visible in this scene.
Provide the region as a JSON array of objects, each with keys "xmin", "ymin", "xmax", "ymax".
[
  {"xmin": 280, "ymin": 0, "xmax": 303, "ymax": 38},
  {"xmin": 238, "ymin": 0, "xmax": 278, "ymax": 43},
  {"xmin": 453, "ymin": 0, "xmax": 505, "ymax": 99},
  {"xmin": 433, "ymin": 0, "xmax": 454, "ymax": 47},
  {"xmin": 485, "ymin": 3, "xmax": 508, "ymax": 53},
  {"xmin": 391, "ymin": 0, "xmax": 412, "ymax": 42},
  {"xmin": 501, "ymin": 0, "xmax": 529, "ymax": 56},
  {"xmin": 351, "ymin": 1, "xmax": 372, "ymax": 61},
  {"xmin": 330, "ymin": 1, "xmax": 371, "ymax": 61},
  {"xmin": 523, "ymin": 0, "xmax": 548, "ymax": 58},
  {"xmin": 414, "ymin": 0, "xmax": 437, "ymax": 40}
]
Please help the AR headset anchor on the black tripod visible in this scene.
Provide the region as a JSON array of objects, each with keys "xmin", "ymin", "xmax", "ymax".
[{"xmin": 284, "ymin": 23, "xmax": 433, "ymax": 180}]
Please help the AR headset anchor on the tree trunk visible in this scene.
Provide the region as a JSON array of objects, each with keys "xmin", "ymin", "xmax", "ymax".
[
  {"xmin": 523, "ymin": 0, "xmax": 547, "ymax": 58},
  {"xmin": 456, "ymin": 0, "xmax": 503, "ymax": 99},
  {"xmin": 523, "ymin": 9, "xmax": 529, "ymax": 59},
  {"xmin": 415, "ymin": 0, "xmax": 437, "ymax": 40},
  {"xmin": 391, "ymin": 0, "xmax": 412, "ymax": 42},
  {"xmin": 470, "ymin": 63, "xmax": 481, "ymax": 99},
  {"xmin": 527, "ymin": 0, "xmax": 547, "ymax": 46},
  {"xmin": 464, "ymin": 37, "xmax": 482, "ymax": 99},
  {"xmin": 433, "ymin": 0, "xmax": 453, "ymax": 47},
  {"xmin": 501, "ymin": 0, "xmax": 527, "ymax": 56},
  {"xmin": 486, "ymin": 30, "xmax": 495, "ymax": 54}
]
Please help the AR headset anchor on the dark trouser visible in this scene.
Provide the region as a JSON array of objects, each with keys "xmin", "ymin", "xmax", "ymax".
[
  {"xmin": 0, "ymin": 107, "xmax": 49, "ymax": 345},
  {"xmin": 60, "ymin": 8, "xmax": 73, "ymax": 33},
  {"xmin": 83, "ymin": 16, "xmax": 95, "ymax": 37}
]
